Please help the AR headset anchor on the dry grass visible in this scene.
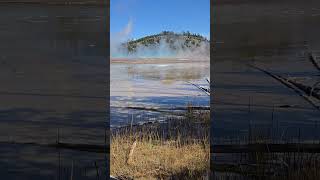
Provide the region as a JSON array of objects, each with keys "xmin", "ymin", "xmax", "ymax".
[
  {"xmin": 111, "ymin": 135, "xmax": 209, "ymax": 179},
  {"xmin": 110, "ymin": 110, "xmax": 210, "ymax": 179}
]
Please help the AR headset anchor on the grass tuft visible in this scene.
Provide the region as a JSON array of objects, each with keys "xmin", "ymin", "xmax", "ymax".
[{"xmin": 111, "ymin": 110, "xmax": 210, "ymax": 179}]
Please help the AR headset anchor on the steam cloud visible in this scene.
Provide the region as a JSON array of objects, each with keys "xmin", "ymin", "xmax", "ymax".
[
  {"xmin": 110, "ymin": 20, "xmax": 133, "ymax": 57},
  {"xmin": 111, "ymin": 21, "xmax": 210, "ymax": 60}
]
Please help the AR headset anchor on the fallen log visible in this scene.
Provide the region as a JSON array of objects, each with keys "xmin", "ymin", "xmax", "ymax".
[
  {"xmin": 112, "ymin": 105, "xmax": 210, "ymax": 112},
  {"xmin": 308, "ymin": 52, "xmax": 320, "ymax": 72},
  {"xmin": 50, "ymin": 142, "xmax": 108, "ymax": 153},
  {"xmin": 127, "ymin": 106, "xmax": 210, "ymax": 111},
  {"xmin": 286, "ymin": 78, "xmax": 320, "ymax": 100},
  {"xmin": 0, "ymin": 141, "xmax": 109, "ymax": 153},
  {"xmin": 248, "ymin": 64, "xmax": 320, "ymax": 110}
]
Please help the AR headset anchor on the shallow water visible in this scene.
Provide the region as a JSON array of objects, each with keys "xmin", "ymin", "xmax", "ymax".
[
  {"xmin": 212, "ymin": 0, "xmax": 320, "ymax": 172},
  {"xmin": 213, "ymin": 0, "xmax": 320, "ymax": 143},
  {"xmin": 0, "ymin": 5, "xmax": 107, "ymax": 179},
  {"xmin": 111, "ymin": 60, "xmax": 210, "ymax": 127}
]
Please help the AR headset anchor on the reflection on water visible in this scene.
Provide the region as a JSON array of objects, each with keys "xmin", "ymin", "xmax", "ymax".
[
  {"xmin": 214, "ymin": 1, "xmax": 320, "ymax": 58},
  {"xmin": 0, "ymin": 5, "xmax": 107, "ymax": 179},
  {"xmin": 212, "ymin": 0, "xmax": 320, "ymax": 169},
  {"xmin": 111, "ymin": 60, "xmax": 210, "ymax": 127},
  {"xmin": 211, "ymin": 3, "xmax": 320, "ymax": 178},
  {"xmin": 126, "ymin": 63, "xmax": 209, "ymax": 83},
  {"xmin": 0, "ymin": 144, "xmax": 105, "ymax": 180}
]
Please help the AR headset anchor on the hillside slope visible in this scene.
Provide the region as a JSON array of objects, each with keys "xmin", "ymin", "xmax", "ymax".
[{"xmin": 121, "ymin": 31, "xmax": 210, "ymax": 57}]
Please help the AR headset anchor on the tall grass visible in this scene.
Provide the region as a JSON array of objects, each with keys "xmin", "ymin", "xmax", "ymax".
[
  {"xmin": 212, "ymin": 121, "xmax": 320, "ymax": 180},
  {"xmin": 111, "ymin": 110, "xmax": 210, "ymax": 179}
]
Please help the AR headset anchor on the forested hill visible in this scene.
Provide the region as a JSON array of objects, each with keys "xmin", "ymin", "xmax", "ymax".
[{"xmin": 122, "ymin": 31, "xmax": 210, "ymax": 53}]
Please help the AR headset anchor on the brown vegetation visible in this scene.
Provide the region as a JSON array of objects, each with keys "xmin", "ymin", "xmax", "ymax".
[{"xmin": 110, "ymin": 110, "xmax": 210, "ymax": 179}]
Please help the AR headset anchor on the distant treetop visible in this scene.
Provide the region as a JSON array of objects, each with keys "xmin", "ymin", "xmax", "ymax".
[{"xmin": 122, "ymin": 31, "xmax": 209, "ymax": 53}]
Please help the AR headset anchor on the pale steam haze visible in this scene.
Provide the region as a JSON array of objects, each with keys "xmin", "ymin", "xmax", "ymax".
[
  {"xmin": 110, "ymin": 19, "xmax": 133, "ymax": 57},
  {"xmin": 110, "ymin": 20, "xmax": 210, "ymax": 59},
  {"xmin": 110, "ymin": 0, "xmax": 210, "ymax": 128}
]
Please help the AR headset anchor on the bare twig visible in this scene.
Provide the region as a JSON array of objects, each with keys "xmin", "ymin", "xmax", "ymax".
[
  {"xmin": 308, "ymin": 52, "xmax": 320, "ymax": 72},
  {"xmin": 187, "ymin": 79, "xmax": 210, "ymax": 96}
]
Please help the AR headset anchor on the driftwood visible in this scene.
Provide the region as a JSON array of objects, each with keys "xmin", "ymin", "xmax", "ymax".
[
  {"xmin": 50, "ymin": 142, "xmax": 108, "ymax": 153},
  {"xmin": 111, "ymin": 106, "xmax": 210, "ymax": 115},
  {"xmin": 286, "ymin": 78, "xmax": 320, "ymax": 100},
  {"xmin": 187, "ymin": 79, "xmax": 210, "ymax": 96},
  {"xmin": 308, "ymin": 52, "xmax": 320, "ymax": 72},
  {"xmin": 248, "ymin": 64, "xmax": 320, "ymax": 110},
  {"xmin": 0, "ymin": 141, "xmax": 108, "ymax": 153},
  {"xmin": 125, "ymin": 106, "xmax": 210, "ymax": 111}
]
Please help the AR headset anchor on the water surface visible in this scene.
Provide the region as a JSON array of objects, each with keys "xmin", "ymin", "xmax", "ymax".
[
  {"xmin": 0, "ymin": 5, "xmax": 107, "ymax": 179},
  {"xmin": 111, "ymin": 58, "xmax": 210, "ymax": 127},
  {"xmin": 213, "ymin": 0, "xmax": 320, "ymax": 144}
]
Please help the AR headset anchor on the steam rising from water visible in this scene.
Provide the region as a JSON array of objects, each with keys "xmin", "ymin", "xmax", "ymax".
[
  {"xmin": 111, "ymin": 20, "xmax": 133, "ymax": 57},
  {"xmin": 111, "ymin": 21, "xmax": 210, "ymax": 60}
]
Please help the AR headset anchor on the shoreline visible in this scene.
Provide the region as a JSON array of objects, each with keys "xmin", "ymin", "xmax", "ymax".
[{"xmin": 111, "ymin": 57, "xmax": 209, "ymax": 64}]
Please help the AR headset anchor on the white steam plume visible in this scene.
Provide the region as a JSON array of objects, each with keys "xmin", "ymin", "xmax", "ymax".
[
  {"xmin": 111, "ymin": 21, "xmax": 210, "ymax": 60},
  {"xmin": 111, "ymin": 20, "xmax": 133, "ymax": 57}
]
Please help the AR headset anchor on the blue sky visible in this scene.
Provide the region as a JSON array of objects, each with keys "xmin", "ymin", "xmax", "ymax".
[{"xmin": 110, "ymin": 0, "xmax": 210, "ymax": 40}]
